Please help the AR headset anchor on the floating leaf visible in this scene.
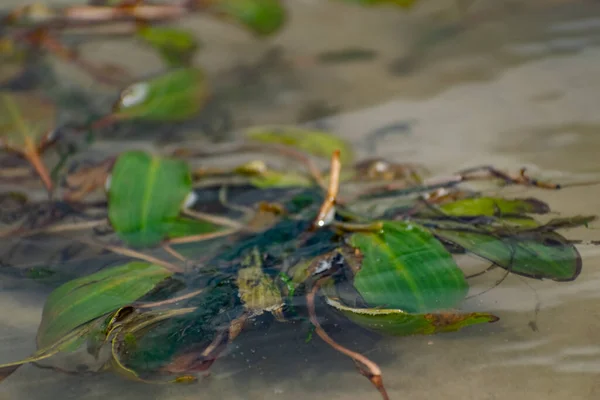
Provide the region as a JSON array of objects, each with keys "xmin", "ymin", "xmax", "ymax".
[
  {"xmin": 325, "ymin": 297, "xmax": 498, "ymax": 336},
  {"xmin": 439, "ymin": 197, "xmax": 550, "ymax": 217},
  {"xmin": 0, "ymin": 91, "xmax": 56, "ymax": 191},
  {"xmin": 108, "ymin": 151, "xmax": 194, "ymax": 247},
  {"xmin": 207, "ymin": 0, "xmax": 286, "ymax": 36},
  {"xmin": 37, "ymin": 262, "xmax": 173, "ymax": 349},
  {"xmin": 247, "ymin": 126, "xmax": 355, "ymax": 165},
  {"xmin": 137, "ymin": 26, "xmax": 199, "ymax": 68},
  {"xmin": 236, "ymin": 248, "xmax": 284, "ymax": 319},
  {"xmin": 349, "ymin": 221, "xmax": 468, "ymax": 313},
  {"xmin": 112, "ymin": 68, "xmax": 208, "ymax": 122},
  {"xmin": 432, "ymin": 229, "xmax": 582, "ymax": 281}
]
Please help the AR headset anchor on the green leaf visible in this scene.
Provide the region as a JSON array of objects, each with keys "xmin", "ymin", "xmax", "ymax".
[
  {"xmin": 246, "ymin": 125, "xmax": 355, "ymax": 165},
  {"xmin": 108, "ymin": 151, "xmax": 192, "ymax": 247},
  {"xmin": 432, "ymin": 229, "xmax": 582, "ymax": 281},
  {"xmin": 350, "ymin": 221, "xmax": 468, "ymax": 313},
  {"xmin": 325, "ymin": 296, "xmax": 498, "ymax": 336},
  {"xmin": 112, "ymin": 68, "xmax": 208, "ymax": 121},
  {"xmin": 37, "ymin": 262, "xmax": 172, "ymax": 349},
  {"xmin": 137, "ymin": 26, "xmax": 199, "ymax": 68},
  {"xmin": 439, "ymin": 197, "xmax": 549, "ymax": 217},
  {"xmin": 207, "ymin": 0, "xmax": 286, "ymax": 36}
]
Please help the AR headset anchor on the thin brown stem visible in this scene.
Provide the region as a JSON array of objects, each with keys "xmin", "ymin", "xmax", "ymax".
[
  {"xmin": 136, "ymin": 289, "xmax": 204, "ymax": 309},
  {"xmin": 73, "ymin": 237, "xmax": 183, "ymax": 273},
  {"xmin": 307, "ymin": 280, "xmax": 389, "ymax": 400},
  {"xmin": 182, "ymin": 208, "xmax": 245, "ymax": 230},
  {"xmin": 162, "ymin": 244, "xmax": 189, "ymax": 262},
  {"xmin": 166, "ymin": 228, "xmax": 238, "ymax": 245},
  {"xmin": 0, "ymin": 219, "xmax": 107, "ymax": 239},
  {"xmin": 312, "ymin": 150, "xmax": 341, "ymax": 230}
]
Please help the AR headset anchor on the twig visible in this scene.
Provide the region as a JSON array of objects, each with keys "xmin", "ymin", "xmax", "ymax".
[
  {"xmin": 182, "ymin": 208, "xmax": 245, "ymax": 230},
  {"xmin": 312, "ymin": 150, "xmax": 340, "ymax": 230},
  {"xmin": 162, "ymin": 244, "xmax": 189, "ymax": 262},
  {"xmin": 136, "ymin": 289, "xmax": 204, "ymax": 309},
  {"xmin": 0, "ymin": 219, "xmax": 107, "ymax": 239},
  {"xmin": 72, "ymin": 236, "xmax": 183, "ymax": 273},
  {"xmin": 166, "ymin": 228, "xmax": 238, "ymax": 245},
  {"xmin": 306, "ymin": 279, "xmax": 389, "ymax": 400}
]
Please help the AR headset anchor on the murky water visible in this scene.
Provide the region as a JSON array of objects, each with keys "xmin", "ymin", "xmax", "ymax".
[{"xmin": 1, "ymin": 0, "xmax": 600, "ymax": 399}]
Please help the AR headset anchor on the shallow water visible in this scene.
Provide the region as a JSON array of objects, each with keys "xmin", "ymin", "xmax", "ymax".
[{"xmin": 1, "ymin": 1, "xmax": 600, "ymax": 399}]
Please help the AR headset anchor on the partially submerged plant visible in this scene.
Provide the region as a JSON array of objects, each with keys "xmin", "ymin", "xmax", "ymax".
[{"xmin": 0, "ymin": 133, "xmax": 596, "ymax": 398}]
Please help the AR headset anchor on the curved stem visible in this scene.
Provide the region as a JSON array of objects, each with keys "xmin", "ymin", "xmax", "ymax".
[{"xmin": 306, "ymin": 279, "xmax": 389, "ymax": 400}]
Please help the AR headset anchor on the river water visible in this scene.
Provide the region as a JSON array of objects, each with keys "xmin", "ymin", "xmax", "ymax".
[{"xmin": 1, "ymin": 0, "xmax": 600, "ymax": 399}]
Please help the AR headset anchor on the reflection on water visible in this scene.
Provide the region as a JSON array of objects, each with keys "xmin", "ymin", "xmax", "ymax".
[{"xmin": 2, "ymin": 0, "xmax": 600, "ymax": 399}]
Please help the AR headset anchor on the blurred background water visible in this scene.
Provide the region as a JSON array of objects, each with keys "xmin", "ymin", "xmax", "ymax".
[{"xmin": 1, "ymin": 0, "xmax": 600, "ymax": 399}]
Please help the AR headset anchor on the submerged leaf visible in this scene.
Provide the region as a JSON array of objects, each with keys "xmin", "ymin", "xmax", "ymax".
[
  {"xmin": 246, "ymin": 125, "xmax": 355, "ymax": 165},
  {"xmin": 108, "ymin": 151, "xmax": 194, "ymax": 247},
  {"xmin": 137, "ymin": 26, "xmax": 199, "ymax": 67},
  {"xmin": 0, "ymin": 319, "xmax": 102, "ymax": 383},
  {"xmin": 433, "ymin": 229, "xmax": 582, "ymax": 281},
  {"xmin": 37, "ymin": 262, "xmax": 172, "ymax": 348},
  {"xmin": 207, "ymin": 0, "xmax": 286, "ymax": 36},
  {"xmin": 325, "ymin": 297, "xmax": 498, "ymax": 336},
  {"xmin": 439, "ymin": 197, "xmax": 550, "ymax": 217},
  {"xmin": 350, "ymin": 221, "xmax": 468, "ymax": 313},
  {"xmin": 112, "ymin": 68, "xmax": 208, "ymax": 121},
  {"xmin": 236, "ymin": 248, "xmax": 284, "ymax": 319}
]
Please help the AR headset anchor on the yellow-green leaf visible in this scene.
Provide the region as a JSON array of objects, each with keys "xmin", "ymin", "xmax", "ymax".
[
  {"xmin": 325, "ymin": 297, "xmax": 498, "ymax": 336},
  {"xmin": 246, "ymin": 125, "xmax": 355, "ymax": 165},
  {"xmin": 112, "ymin": 68, "xmax": 208, "ymax": 122}
]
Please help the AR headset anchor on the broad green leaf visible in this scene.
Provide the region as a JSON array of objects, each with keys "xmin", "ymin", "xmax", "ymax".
[
  {"xmin": 432, "ymin": 229, "xmax": 582, "ymax": 281},
  {"xmin": 37, "ymin": 262, "xmax": 172, "ymax": 349},
  {"xmin": 236, "ymin": 248, "xmax": 284, "ymax": 319},
  {"xmin": 112, "ymin": 68, "xmax": 208, "ymax": 121},
  {"xmin": 335, "ymin": 0, "xmax": 419, "ymax": 9},
  {"xmin": 246, "ymin": 125, "xmax": 355, "ymax": 165},
  {"xmin": 350, "ymin": 221, "xmax": 468, "ymax": 313},
  {"xmin": 439, "ymin": 197, "xmax": 549, "ymax": 217},
  {"xmin": 137, "ymin": 26, "xmax": 199, "ymax": 68},
  {"xmin": 207, "ymin": 0, "xmax": 286, "ymax": 36},
  {"xmin": 0, "ymin": 319, "xmax": 102, "ymax": 383},
  {"xmin": 325, "ymin": 297, "xmax": 498, "ymax": 336},
  {"xmin": 108, "ymin": 151, "xmax": 193, "ymax": 247},
  {"xmin": 0, "ymin": 91, "xmax": 56, "ymax": 190}
]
